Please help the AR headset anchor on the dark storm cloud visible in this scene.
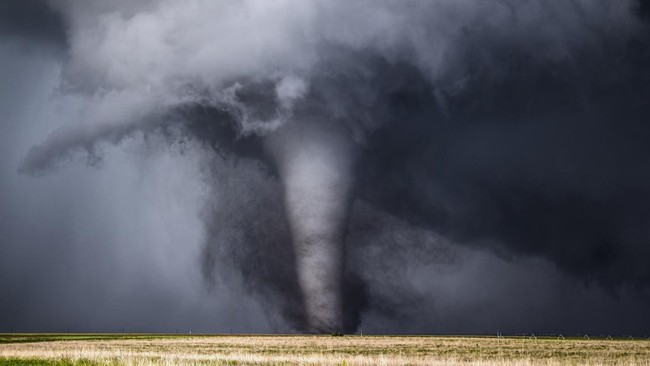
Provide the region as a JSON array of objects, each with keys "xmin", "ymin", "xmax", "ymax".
[
  {"xmin": 3, "ymin": 0, "xmax": 650, "ymax": 335},
  {"xmin": 0, "ymin": 43, "xmax": 269, "ymax": 333},
  {"xmin": 358, "ymin": 27, "xmax": 650, "ymax": 288},
  {"xmin": 639, "ymin": 0, "xmax": 650, "ymax": 19},
  {"xmin": 0, "ymin": 0, "xmax": 65, "ymax": 45}
]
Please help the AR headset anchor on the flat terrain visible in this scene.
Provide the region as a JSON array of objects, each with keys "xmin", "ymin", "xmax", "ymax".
[{"xmin": 1, "ymin": 334, "xmax": 649, "ymax": 365}]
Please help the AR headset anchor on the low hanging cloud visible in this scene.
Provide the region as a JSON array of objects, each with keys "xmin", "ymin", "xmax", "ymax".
[
  {"xmin": 5, "ymin": 0, "xmax": 650, "ymax": 333},
  {"xmin": 22, "ymin": 0, "xmax": 642, "ymax": 172}
]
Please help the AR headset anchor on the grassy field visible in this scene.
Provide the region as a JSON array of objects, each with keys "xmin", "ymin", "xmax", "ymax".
[{"xmin": 1, "ymin": 334, "xmax": 649, "ymax": 365}]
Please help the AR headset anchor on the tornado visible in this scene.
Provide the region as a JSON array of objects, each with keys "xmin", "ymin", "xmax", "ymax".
[
  {"xmin": 14, "ymin": 0, "xmax": 649, "ymax": 336},
  {"xmin": 263, "ymin": 117, "xmax": 357, "ymax": 333}
]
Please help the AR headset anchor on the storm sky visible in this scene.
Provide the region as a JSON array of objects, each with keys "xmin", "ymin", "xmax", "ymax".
[{"xmin": 1, "ymin": 0, "xmax": 650, "ymax": 335}]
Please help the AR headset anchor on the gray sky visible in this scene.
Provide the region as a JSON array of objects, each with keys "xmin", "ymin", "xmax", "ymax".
[
  {"xmin": 1, "ymin": 0, "xmax": 650, "ymax": 335},
  {"xmin": 0, "ymin": 42, "xmax": 269, "ymax": 333}
]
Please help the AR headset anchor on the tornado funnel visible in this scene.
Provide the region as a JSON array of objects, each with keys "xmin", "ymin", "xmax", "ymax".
[{"xmin": 264, "ymin": 118, "xmax": 357, "ymax": 333}]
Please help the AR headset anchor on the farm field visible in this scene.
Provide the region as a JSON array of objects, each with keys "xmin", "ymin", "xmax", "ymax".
[{"xmin": 1, "ymin": 334, "xmax": 650, "ymax": 365}]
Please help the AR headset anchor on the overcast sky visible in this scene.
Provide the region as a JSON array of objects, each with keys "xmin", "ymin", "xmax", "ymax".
[{"xmin": 1, "ymin": 0, "xmax": 650, "ymax": 335}]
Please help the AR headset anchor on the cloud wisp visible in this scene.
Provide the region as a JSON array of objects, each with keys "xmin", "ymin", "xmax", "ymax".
[{"xmin": 7, "ymin": 0, "xmax": 650, "ymax": 333}]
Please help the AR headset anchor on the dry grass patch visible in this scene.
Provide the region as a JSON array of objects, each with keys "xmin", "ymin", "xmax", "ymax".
[{"xmin": 1, "ymin": 335, "xmax": 650, "ymax": 365}]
